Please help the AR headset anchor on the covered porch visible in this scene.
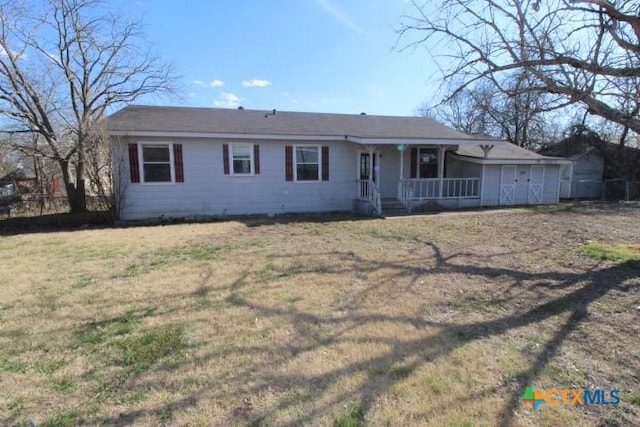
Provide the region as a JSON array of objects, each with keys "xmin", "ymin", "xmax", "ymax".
[{"xmin": 352, "ymin": 141, "xmax": 486, "ymax": 216}]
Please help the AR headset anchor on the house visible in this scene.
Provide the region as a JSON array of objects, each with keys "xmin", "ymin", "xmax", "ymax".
[
  {"xmin": 538, "ymin": 137, "xmax": 604, "ymax": 198},
  {"xmin": 539, "ymin": 132, "xmax": 640, "ymax": 199},
  {"xmin": 107, "ymin": 105, "xmax": 569, "ymax": 220},
  {"xmin": 0, "ymin": 169, "xmax": 37, "ymax": 198}
]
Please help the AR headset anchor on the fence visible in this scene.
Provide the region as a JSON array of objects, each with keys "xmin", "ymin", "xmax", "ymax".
[
  {"xmin": 0, "ymin": 195, "xmax": 109, "ymax": 218},
  {"xmin": 602, "ymin": 179, "xmax": 640, "ymax": 201}
]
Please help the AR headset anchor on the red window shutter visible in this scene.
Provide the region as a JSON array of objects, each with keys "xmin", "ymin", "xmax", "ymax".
[
  {"xmin": 223, "ymin": 144, "xmax": 230, "ymax": 174},
  {"xmin": 173, "ymin": 143, "xmax": 184, "ymax": 182},
  {"xmin": 285, "ymin": 146, "xmax": 293, "ymax": 181},
  {"xmin": 254, "ymin": 144, "xmax": 260, "ymax": 174},
  {"xmin": 321, "ymin": 146, "xmax": 329, "ymax": 181},
  {"xmin": 410, "ymin": 147, "xmax": 418, "ymax": 179},
  {"xmin": 128, "ymin": 143, "xmax": 140, "ymax": 183}
]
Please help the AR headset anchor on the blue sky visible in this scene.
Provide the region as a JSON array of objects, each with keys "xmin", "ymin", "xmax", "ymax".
[{"xmin": 121, "ymin": 0, "xmax": 442, "ymax": 116}]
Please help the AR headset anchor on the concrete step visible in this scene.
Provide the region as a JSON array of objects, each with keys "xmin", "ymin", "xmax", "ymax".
[
  {"xmin": 382, "ymin": 208, "xmax": 410, "ymax": 217},
  {"xmin": 382, "ymin": 206, "xmax": 407, "ymax": 213},
  {"xmin": 381, "ymin": 201, "xmax": 407, "ymax": 209},
  {"xmin": 381, "ymin": 198, "xmax": 409, "ymax": 216}
]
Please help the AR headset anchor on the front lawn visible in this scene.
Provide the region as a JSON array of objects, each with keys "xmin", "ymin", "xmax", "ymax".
[{"xmin": 0, "ymin": 203, "xmax": 638, "ymax": 426}]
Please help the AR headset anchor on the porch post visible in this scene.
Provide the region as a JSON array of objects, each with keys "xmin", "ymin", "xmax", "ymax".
[
  {"xmin": 438, "ymin": 146, "xmax": 446, "ymax": 198},
  {"xmin": 397, "ymin": 144, "xmax": 407, "ymax": 201},
  {"xmin": 368, "ymin": 146, "xmax": 374, "ymax": 184}
]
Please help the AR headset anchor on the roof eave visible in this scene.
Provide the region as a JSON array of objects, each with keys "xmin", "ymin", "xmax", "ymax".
[
  {"xmin": 450, "ymin": 152, "xmax": 573, "ymax": 164},
  {"xmin": 108, "ymin": 130, "xmax": 343, "ymax": 141},
  {"xmin": 108, "ymin": 131, "xmax": 503, "ymax": 145},
  {"xmin": 345, "ymin": 136, "xmax": 500, "ymax": 146}
]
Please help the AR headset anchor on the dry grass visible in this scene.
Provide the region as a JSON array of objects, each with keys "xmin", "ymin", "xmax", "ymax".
[{"xmin": 0, "ymin": 203, "xmax": 639, "ymax": 426}]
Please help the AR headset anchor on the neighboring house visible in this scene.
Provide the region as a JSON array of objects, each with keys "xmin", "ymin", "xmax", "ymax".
[
  {"xmin": 539, "ymin": 139, "xmax": 604, "ymax": 199},
  {"xmin": 107, "ymin": 105, "xmax": 568, "ymax": 220},
  {"xmin": 539, "ymin": 134, "xmax": 640, "ymax": 199},
  {"xmin": 0, "ymin": 169, "xmax": 37, "ymax": 198}
]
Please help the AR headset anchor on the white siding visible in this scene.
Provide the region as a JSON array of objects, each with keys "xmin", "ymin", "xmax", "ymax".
[
  {"xmin": 482, "ymin": 165, "xmax": 501, "ymax": 206},
  {"xmin": 117, "ymin": 138, "xmax": 358, "ymax": 220},
  {"xmin": 479, "ymin": 164, "xmax": 560, "ymax": 207},
  {"xmin": 113, "ymin": 138, "xmax": 564, "ymax": 219},
  {"xmin": 571, "ymin": 152, "xmax": 604, "ymax": 198},
  {"xmin": 377, "ymin": 146, "xmax": 401, "ymax": 198},
  {"xmin": 514, "ymin": 165, "xmax": 531, "ymax": 205},
  {"xmin": 446, "ymin": 156, "xmax": 482, "ymax": 178},
  {"xmin": 542, "ymin": 164, "xmax": 560, "ymax": 204}
]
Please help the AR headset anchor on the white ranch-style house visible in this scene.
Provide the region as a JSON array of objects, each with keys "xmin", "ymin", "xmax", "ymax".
[{"xmin": 107, "ymin": 105, "xmax": 568, "ymax": 220}]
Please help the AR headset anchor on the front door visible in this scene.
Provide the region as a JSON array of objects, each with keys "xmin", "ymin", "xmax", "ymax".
[
  {"xmin": 500, "ymin": 165, "xmax": 516, "ymax": 205},
  {"xmin": 359, "ymin": 153, "xmax": 377, "ymax": 182}
]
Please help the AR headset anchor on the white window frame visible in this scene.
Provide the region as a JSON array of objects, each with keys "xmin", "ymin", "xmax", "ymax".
[
  {"xmin": 229, "ymin": 143, "xmax": 255, "ymax": 176},
  {"xmin": 138, "ymin": 142, "xmax": 175, "ymax": 184},
  {"xmin": 293, "ymin": 144, "xmax": 322, "ymax": 182}
]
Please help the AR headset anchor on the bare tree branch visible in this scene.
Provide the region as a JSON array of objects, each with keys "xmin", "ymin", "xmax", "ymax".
[
  {"xmin": 399, "ymin": 0, "xmax": 640, "ymax": 138},
  {"xmin": 0, "ymin": 0, "xmax": 175, "ymax": 212}
]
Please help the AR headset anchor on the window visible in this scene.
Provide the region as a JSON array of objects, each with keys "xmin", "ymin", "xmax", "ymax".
[
  {"xmin": 285, "ymin": 145, "xmax": 328, "ymax": 182},
  {"xmin": 418, "ymin": 148, "xmax": 437, "ymax": 178},
  {"xmin": 223, "ymin": 143, "xmax": 260, "ymax": 175},
  {"xmin": 129, "ymin": 143, "xmax": 183, "ymax": 184},
  {"xmin": 295, "ymin": 146, "xmax": 320, "ymax": 181},
  {"xmin": 230, "ymin": 143, "xmax": 253, "ymax": 174},
  {"xmin": 142, "ymin": 144, "xmax": 172, "ymax": 182}
]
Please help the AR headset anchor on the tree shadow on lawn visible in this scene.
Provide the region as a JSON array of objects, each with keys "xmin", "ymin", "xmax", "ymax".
[
  {"xmin": 224, "ymin": 253, "xmax": 637, "ymax": 426},
  {"xmin": 81, "ymin": 244, "xmax": 638, "ymax": 426},
  {"xmin": 0, "ymin": 211, "xmax": 378, "ymax": 237}
]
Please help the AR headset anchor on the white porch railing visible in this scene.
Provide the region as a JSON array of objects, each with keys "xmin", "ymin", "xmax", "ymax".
[
  {"xmin": 398, "ymin": 179, "xmax": 414, "ymax": 213},
  {"xmin": 357, "ymin": 179, "xmax": 381, "ymax": 216},
  {"xmin": 399, "ymin": 178, "xmax": 480, "ymax": 201},
  {"xmin": 442, "ymin": 178, "xmax": 480, "ymax": 198}
]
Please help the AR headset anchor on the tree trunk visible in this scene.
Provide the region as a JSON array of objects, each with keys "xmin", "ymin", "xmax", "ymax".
[
  {"xmin": 59, "ymin": 158, "xmax": 87, "ymax": 213},
  {"xmin": 70, "ymin": 179, "xmax": 87, "ymax": 213}
]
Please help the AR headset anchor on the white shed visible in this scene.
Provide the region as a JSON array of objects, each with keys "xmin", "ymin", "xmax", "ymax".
[{"xmin": 450, "ymin": 143, "xmax": 570, "ymax": 207}]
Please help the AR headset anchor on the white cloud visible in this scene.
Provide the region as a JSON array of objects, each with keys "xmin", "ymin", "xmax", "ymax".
[
  {"xmin": 314, "ymin": 0, "xmax": 365, "ymax": 35},
  {"xmin": 242, "ymin": 79, "xmax": 271, "ymax": 88},
  {"xmin": 193, "ymin": 79, "xmax": 225, "ymax": 88},
  {"xmin": 0, "ymin": 46, "xmax": 28, "ymax": 60},
  {"xmin": 214, "ymin": 92, "xmax": 242, "ymax": 108}
]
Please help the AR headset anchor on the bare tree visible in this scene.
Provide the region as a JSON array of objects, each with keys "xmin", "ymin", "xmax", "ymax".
[
  {"xmin": 418, "ymin": 85, "xmax": 499, "ymax": 136},
  {"xmin": 0, "ymin": 0, "xmax": 174, "ymax": 213},
  {"xmin": 83, "ymin": 121, "xmax": 127, "ymax": 216},
  {"xmin": 400, "ymin": 0, "xmax": 640, "ymax": 139},
  {"xmin": 422, "ymin": 73, "xmax": 565, "ymax": 149},
  {"xmin": 0, "ymin": 141, "xmax": 16, "ymax": 178}
]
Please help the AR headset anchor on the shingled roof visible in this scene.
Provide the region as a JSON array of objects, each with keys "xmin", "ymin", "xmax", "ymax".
[
  {"xmin": 455, "ymin": 142, "xmax": 551, "ymax": 160},
  {"xmin": 538, "ymin": 137, "xmax": 597, "ymax": 158},
  {"xmin": 107, "ymin": 105, "xmax": 488, "ymax": 141}
]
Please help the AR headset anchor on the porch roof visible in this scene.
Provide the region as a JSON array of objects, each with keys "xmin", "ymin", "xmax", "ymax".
[{"xmin": 344, "ymin": 136, "xmax": 498, "ymax": 146}]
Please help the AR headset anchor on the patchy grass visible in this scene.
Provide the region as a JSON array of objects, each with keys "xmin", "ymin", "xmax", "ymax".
[
  {"xmin": 333, "ymin": 402, "xmax": 366, "ymax": 427},
  {"xmin": 578, "ymin": 242, "xmax": 640, "ymax": 263},
  {"xmin": 41, "ymin": 408, "xmax": 80, "ymax": 427},
  {"xmin": 116, "ymin": 323, "xmax": 185, "ymax": 373},
  {"xmin": 628, "ymin": 392, "xmax": 640, "ymax": 406},
  {"xmin": 0, "ymin": 204, "xmax": 639, "ymax": 426}
]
